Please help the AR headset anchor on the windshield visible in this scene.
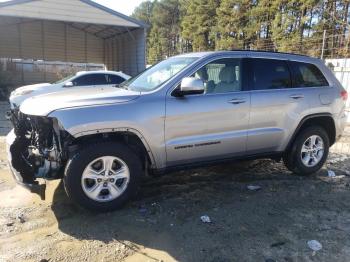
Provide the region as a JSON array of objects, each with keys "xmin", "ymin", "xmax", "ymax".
[
  {"xmin": 123, "ymin": 57, "xmax": 198, "ymax": 92},
  {"xmin": 52, "ymin": 74, "xmax": 75, "ymax": 84}
]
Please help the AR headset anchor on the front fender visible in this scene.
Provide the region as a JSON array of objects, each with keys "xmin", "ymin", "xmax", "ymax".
[{"xmin": 49, "ymin": 100, "xmax": 166, "ymax": 169}]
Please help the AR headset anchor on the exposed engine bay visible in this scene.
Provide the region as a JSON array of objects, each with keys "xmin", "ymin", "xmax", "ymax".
[{"xmin": 9, "ymin": 111, "xmax": 70, "ymax": 184}]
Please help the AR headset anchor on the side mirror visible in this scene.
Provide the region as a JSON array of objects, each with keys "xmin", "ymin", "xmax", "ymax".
[
  {"xmin": 173, "ymin": 77, "xmax": 204, "ymax": 97},
  {"xmin": 64, "ymin": 81, "xmax": 74, "ymax": 87}
]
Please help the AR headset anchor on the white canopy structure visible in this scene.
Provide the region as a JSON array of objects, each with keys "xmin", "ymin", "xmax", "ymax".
[{"xmin": 0, "ymin": 0, "xmax": 147, "ymax": 84}]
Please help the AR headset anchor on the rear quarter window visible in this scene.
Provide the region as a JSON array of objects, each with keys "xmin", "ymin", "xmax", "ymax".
[{"xmin": 290, "ymin": 61, "xmax": 329, "ymax": 87}]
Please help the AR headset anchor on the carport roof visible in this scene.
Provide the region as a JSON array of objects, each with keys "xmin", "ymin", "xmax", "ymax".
[{"xmin": 0, "ymin": 0, "xmax": 148, "ymax": 39}]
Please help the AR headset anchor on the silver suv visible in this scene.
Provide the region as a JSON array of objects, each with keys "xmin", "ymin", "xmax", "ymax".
[{"xmin": 6, "ymin": 51, "xmax": 348, "ymax": 211}]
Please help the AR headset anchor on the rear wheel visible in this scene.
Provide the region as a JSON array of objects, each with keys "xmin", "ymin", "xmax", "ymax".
[
  {"xmin": 64, "ymin": 142, "xmax": 143, "ymax": 212},
  {"xmin": 283, "ymin": 126, "xmax": 329, "ymax": 175}
]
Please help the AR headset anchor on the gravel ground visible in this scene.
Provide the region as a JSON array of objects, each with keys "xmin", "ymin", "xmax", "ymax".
[{"xmin": 1, "ymin": 103, "xmax": 350, "ymax": 261}]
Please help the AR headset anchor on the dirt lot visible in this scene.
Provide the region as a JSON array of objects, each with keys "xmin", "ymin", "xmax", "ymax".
[{"xmin": 1, "ymin": 111, "xmax": 350, "ymax": 261}]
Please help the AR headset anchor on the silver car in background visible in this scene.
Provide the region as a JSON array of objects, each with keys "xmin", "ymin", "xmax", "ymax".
[{"xmin": 6, "ymin": 51, "xmax": 347, "ymax": 211}]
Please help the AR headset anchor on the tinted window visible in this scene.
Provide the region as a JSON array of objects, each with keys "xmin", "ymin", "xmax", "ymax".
[
  {"xmin": 251, "ymin": 59, "xmax": 291, "ymax": 90},
  {"xmin": 290, "ymin": 61, "xmax": 329, "ymax": 87},
  {"xmin": 73, "ymin": 74, "xmax": 108, "ymax": 86},
  {"xmin": 108, "ymin": 74, "xmax": 125, "ymax": 85},
  {"xmin": 193, "ymin": 58, "xmax": 242, "ymax": 94}
]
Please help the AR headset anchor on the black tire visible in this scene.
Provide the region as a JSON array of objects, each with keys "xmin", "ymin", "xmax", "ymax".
[
  {"xmin": 63, "ymin": 141, "xmax": 143, "ymax": 212},
  {"xmin": 283, "ymin": 126, "xmax": 329, "ymax": 175}
]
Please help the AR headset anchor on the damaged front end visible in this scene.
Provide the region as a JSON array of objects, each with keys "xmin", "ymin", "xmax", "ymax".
[{"xmin": 7, "ymin": 111, "xmax": 71, "ymax": 195}]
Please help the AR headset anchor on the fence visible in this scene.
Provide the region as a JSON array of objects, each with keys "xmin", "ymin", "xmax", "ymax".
[
  {"xmin": 325, "ymin": 58, "xmax": 350, "ymax": 92},
  {"xmin": 325, "ymin": 58, "xmax": 350, "ymax": 122}
]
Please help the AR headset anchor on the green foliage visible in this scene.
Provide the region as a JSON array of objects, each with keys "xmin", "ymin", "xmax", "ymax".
[
  {"xmin": 216, "ymin": 0, "xmax": 255, "ymax": 50},
  {"xmin": 132, "ymin": 0, "xmax": 350, "ymax": 63},
  {"xmin": 131, "ymin": 1, "xmax": 154, "ymax": 25},
  {"xmin": 133, "ymin": 0, "xmax": 182, "ymax": 64},
  {"xmin": 181, "ymin": 0, "xmax": 220, "ymax": 51}
]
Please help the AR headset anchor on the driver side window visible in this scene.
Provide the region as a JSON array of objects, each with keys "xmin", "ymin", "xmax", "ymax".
[{"xmin": 192, "ymin": 58, "xmax": 242, "ymax": 94}]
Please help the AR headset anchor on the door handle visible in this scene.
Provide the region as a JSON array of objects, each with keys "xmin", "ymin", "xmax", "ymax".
[
  {"xmin": 228, "ymin": 98, "xmax": 246, "ymax": 104},
  {"xmin": 290, "ymin": 94, "xmax": 304, "ymax": 99}
]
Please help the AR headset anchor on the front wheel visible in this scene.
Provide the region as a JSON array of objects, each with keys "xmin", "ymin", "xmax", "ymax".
[
  {"xmin": 63, "ymin": 142, "xmax": 143, "ymax": 212},
  {"xmin": 284, "ymin": 126, "xmax": 329, "ymax": 175}
]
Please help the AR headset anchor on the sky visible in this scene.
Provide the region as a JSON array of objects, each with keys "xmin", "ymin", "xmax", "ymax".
[
  {"xmin": 0, "ymin": 0, "xmax": 146, "ymax": 16},
  {"xmin": 93, "ymin": 0, "xmax": 145, "ymax": 16}
]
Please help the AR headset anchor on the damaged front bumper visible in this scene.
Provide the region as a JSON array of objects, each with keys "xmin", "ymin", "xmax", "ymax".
[{"xmin": 6, "ymin": 129, "xmax": 46, "ymax": 198}]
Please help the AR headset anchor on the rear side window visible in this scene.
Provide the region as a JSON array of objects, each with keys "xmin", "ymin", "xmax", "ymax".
[
  {"xmin": 290, "ymin": 61, "xmax": 329, "ymax": 87},
  {"xmin": 73, "ymin": 74, "xmax": 108, "ymax": 86},
  {"xmin": 108, "ymin": 74, "xmax": 125, "ymax": 85},
  {"xmin": 251, "ymin": 59, "xmax": 291, "ymax": 90}
]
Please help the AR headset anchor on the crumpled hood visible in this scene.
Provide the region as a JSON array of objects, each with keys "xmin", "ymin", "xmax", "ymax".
[
  {"xmin": 20, "ymin": 86, "xmax": 140, "ymax": 116},
  {"xmin": 11, "ymin": 83, "xmax": 51, "ymax": 95}
]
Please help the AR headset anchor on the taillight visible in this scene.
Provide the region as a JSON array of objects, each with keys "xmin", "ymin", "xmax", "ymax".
[{"xmin": 341, "ymin": 90, "xmax": 348, "ymax": 101}]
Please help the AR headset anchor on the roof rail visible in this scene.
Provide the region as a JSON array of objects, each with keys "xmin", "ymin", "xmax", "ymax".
[{"xmin": 228, "ymin": 49, "xmax": 310, "ymax": 57}]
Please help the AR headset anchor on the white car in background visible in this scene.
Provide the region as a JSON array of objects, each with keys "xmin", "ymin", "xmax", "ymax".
[{"xmin": 9, "ymin": 70, "xmax": 130, "ymax": 108}]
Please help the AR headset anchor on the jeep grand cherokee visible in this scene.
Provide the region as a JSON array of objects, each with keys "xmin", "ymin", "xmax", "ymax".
[{"xmin": 6, "ymin": 51, "xmax": 347, "ymax": 211}]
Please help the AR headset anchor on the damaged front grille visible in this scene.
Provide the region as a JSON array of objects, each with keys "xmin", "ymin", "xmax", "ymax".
[{"xmin": 10, "ymin": 112, "xmax": 64, "ymax": 183}]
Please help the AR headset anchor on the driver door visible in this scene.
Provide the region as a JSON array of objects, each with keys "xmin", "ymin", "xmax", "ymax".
[{"xmin": 165, "ymin": 57, "xmax": 250, "ymax": 166}]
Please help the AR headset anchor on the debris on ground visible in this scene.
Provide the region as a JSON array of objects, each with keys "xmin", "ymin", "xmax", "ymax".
[
  {"xmin": 247, "ymin": 185, "xmax": 262, "ymax": 191},
  {"xmin": 328, "ymin": 154, "xmax": 349, "ymax": 164},
  {"xmin": 200, "ymin": 215, "xmax": 211, "ymax": 223},
  {"xmin": 0, "ymin": 159, "xmax": 8, "ymax": 170},
  {"xmin": 270, "ymin": 241, "xmax": 286, "ymax": 247},
  {"xmin": 327, "ymin": 170, "xmax": 345, "ymax": 179},
  {"xmin": 17, "ymin": 214, "xmax": 25, "ymax": 223},
  {"xmin": 6, "ymin": 222, "xmax": 14, "ymax": 227},
  {"xmin": 138, "ymin": 206, "xmax": 147, "ymax": 215},
  {"xmin": 327, "ymin": 170, "xmax": 336, "ymax": 177},
  {"xmin": 307, "ymin": 240, "xmax": 323, "ymax": 254}
]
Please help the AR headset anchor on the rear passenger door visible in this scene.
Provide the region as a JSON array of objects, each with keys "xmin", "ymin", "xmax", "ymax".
[
  {"xmin": 247, "ymin": 58, "xmax": 310, "ymax": 154},
  {"xmin": 289, "ymin": 61, "xmax": 331, "ymax": 113}
]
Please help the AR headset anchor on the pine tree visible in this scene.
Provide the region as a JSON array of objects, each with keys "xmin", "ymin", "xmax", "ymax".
[
  {"xmin": 132, "ymin": 1, "xmax": 155, "ymax": 64},
  {"xmin": 140, "ymin": 0, "xmax": 182, "ymax": 64},
  {"xmin": 131, "ymin": 0, "xmax": 350, "ymax": 61},
  {"xmin": 131, "ymin": 1, "xmax": 154, "ymax": 25},
  {"xmin": 216, "ymin": 0, "xmax": 254, "ymax": 50},
  {"xmin": 181, "ymin": 0, "xmax": 220, "ymax": 52}
]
